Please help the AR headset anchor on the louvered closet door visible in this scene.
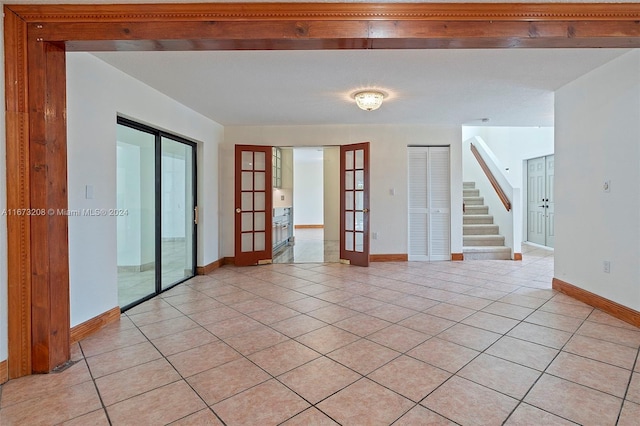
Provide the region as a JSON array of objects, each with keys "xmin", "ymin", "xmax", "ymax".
[{"xmin": 408, "ymin": 146, "xmax": 450, "ymax": 261}]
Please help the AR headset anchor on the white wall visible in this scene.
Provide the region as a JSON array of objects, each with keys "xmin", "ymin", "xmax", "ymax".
[
  {"xmin": 222, "ymin": 124, "xmax": 462, "ymax": 257},
  {"xmin": 293, "ymin": 149, "xmax": 324, "ymax": 226},
  {"xmin": 555, "ymin": 50, "xmax": 640, "ymax": 311},
  {"xmin": 66, "ymin": 52, "xmax": 222, "ymax": 327},
  {"xmin": 462, "ymin": 126, "xmax": 554, "ymax": 188}
]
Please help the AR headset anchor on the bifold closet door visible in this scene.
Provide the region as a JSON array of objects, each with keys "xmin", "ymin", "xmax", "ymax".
[{"xmin": 408, "ymin": 146, "xmax": 450, "ymax": 261}]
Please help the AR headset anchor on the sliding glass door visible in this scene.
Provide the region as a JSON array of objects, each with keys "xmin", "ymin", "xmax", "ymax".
[{"xmin": 117, "ymin": 118, "xmax": 197, "ymax": 310}]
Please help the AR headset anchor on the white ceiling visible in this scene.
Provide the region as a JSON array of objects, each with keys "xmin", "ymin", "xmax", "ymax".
[{"xmin": 93, "ymin": 48, "xmax": 630, "ymax": 127}]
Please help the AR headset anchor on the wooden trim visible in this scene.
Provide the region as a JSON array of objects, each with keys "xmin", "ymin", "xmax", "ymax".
[
  {"xmin": 196, "ymin": 258, "xmax": 224, "ymax": 275},
  {"xmin": 224, "ymin": 257, "xmax": 236, "ymax": 266},
  {"xmin": 370, "ymin": 254, "xmax": 408, "ymax": 262},
  {"xmin": 514, "ymin": 253, "xmax": 523, "ymax": 261},
  {"xmin": 6, "ymin": 1, "xmax": 640, "ymax": 380},
  {"xmin": 451, "ymin": 253, "xmax": 464, "ymax": 261},
  {"xmin": 552, "ymin": 278, "xmax": 640, "ymax": 328},
  {"xmin": 294, "ymin": 224, "xmax": 324, "ymax": 229},
  {"xmin": 0, "ymin": 359, "xmax": 8, "ymax": 384},
  {"xmin": 70, "ymin": 307, "xmax": 121, "ymax": 344},
  {"xmin": 470, "ymin": 143, "xmax": 511, "ymax": 211}
]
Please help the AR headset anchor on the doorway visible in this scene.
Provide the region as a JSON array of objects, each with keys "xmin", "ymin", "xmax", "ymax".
[
  {"xmin": 272, "ymin": 146, "xmax": 341, "ymax": 263},
  {"xmin": 527, "ymin": 155, "xmax": 555, "ymax": 248},
  {"xmin": 116, "ymin": 118, "xmax": 197, "ymax": 310}
]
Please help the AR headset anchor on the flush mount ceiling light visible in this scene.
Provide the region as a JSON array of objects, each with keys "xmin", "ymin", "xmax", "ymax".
[{"xmin": 353, "ymin": 90, "xmax": 387, "ymax": 111}]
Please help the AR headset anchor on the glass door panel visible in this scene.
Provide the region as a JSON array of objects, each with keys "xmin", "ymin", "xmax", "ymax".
[
  {"xmin": 340, "ymin": 142, "xmax": 370, "ymax": 266},
  {"xmin": 116, "ymin": 124, "xmax": 157, "ymax": 308},
  {"xmin": 235, "ymin": 145, "xmax": 273, "ymax": 266},
  {"xmin": 161, "ymin": 137, "xmax": 195, "ymax": 290}
]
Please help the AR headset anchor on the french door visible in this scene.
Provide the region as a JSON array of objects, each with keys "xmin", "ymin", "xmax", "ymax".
[
  {"xmin": 116, "ymin": 118, "xmax": 197, "ymax": 310},
  {"xmin": 527, "ymin": 155, "xmax": 555, "ymax": 248},
  {"xmin": 234, "ymin": 145, "xmax": 273, "ymax": 266},
  {"xmin": 340, "ymin": 142, "xmax": 370, "ymax": 266}
]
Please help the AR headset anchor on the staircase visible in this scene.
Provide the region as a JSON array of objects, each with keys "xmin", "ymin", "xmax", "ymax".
[{"xmin": 463, "ymin": 182, "xmax": 511, "ymax": 260}]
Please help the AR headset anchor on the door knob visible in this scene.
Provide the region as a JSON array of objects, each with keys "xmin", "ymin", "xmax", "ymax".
[{"xmin": 236, "ymin": 208, "xmax": 241, "ymax": 213}]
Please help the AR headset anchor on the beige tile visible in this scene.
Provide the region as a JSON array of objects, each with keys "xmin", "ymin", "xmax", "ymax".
[
  {"xmin": 150, "ymin": 326, "xmax": 218, "ymax": 357},
  {"xmin": 485, "ymin": 336, "xmax": 559, "ymax": 371},
  {"xmin": 231, "ymin": 297, "xmax": 278, "ymax": 314},
  {"xmin": 461, "ymin": 311, "xmax": 519, "ymax": 334},
  {"xmin": 458, "ymin": 354, "xmax": 541, "ymax": 399},
  {"xmin": 170, "ymin": 409, "xmax": 223, "ymax": 425},
  {"xmin": 524, "ymin": 374, "xmax": 622, "ymax": 425},
  {"xmin": 317, "ymin": 378, "xmax": 413, "ymax": 425},
  {"xmin": 272, "ymin": 314, "xmax": 327, "ymax": 338},
  {"xmin": 223, "ymin": 326, "xmax": 289, "ymax": 355},
  {"xmin": 187, "ymin": 306, "xmax": 242, "ymax": 326},
  {"xmin": 447, "ymin": 294, "xmax": 493, "ymax": 310},
  {"xmin": 577, "ymin": 321, "xmax": 640, "ymax": 348},
  {"xmin": 437, "ymin": 323, "xmax": 501, "ymax": 351},
  {"xmin": 79, "ymin": 326, "xmax": 148, "ymax": 357},
  {"xmin": 525, "ymin": 310, "xmax": 584, "ymax": 333},
  {"xmin": 422, "ymin": 376, "xmax": 518, "ymax": 425},
  {"xmin": 307, "ymin": 305, "xmax": 359, "ymax": 323},
  {"xmin": 138, "ymin": 316, "xmax": 200, "ymax": 340},
  {"xmin": 172, "ymin": 298, "xmax": 225, "ymax": 315},
  {"xmin": 369, "ymin": 355, "xmax": 451, "ymax": 402},
  {"xmin": 295, "ymin": 325, "xmax": 359, "ymax": 354},
  {"xmin": 70, "ymin": 342, "xmax": 84, "ymax": 362},
  {"xmin": 539, "ymin": 300, "xmax": 594, "ymax": 320},
  {"xmin": 87, "ymin": 344, "xmax": 162, "ymax": 383},
  {"xmin": 399, "ymin": 313, "xmax": 456, "ymax": 335},
  {"xmin": 391, "ymin": 295, "xmax": 439, "ymax": 311},
  {"xmin": 563, "ymin": 334, "xmax": 637, "ymax": 370},
  {"xmin": 278, "ymin": 356, "xmax": 360, "ymax": 404},
  {"xmin": 285, "ymin": 297, "xmax": 332, "ymax": 313},
  {"xmin": 333, "ymin": 313, "xmax": 391, "ymax": 337},
  {"xmin": 618, "ymin": 400, "xmax": 640, "ymax": 426},
  {"xmin": 393, "ymin": 405, "xmax": 456, "ymax": 425},
  {"xmin": 187, "ymin": 357, "xmax": 270, "ymax": 405},
  {"xmin": 424, "ymin": 303, "xmax": 475, "ymax": 322},
  {"xmin": 60, "ymin": 409, "xmax": 110, "ymax": 426},
  {"xmin": 107, "ymin": 380, "xmax": 206, "ymax": 425},
  {"xmin": 127, "ymin": 305, "xmax": 185, "ymax": 327},
  {"xmin": 0, "ymin": 381, "xmax": 101, "ymax": 425},
  {"xmin": 366, "ymin": 303, "xmax": 418, "ymax": 322},
  {"xmin": 213, "ymin": 379, "xmax": 309, "ymax": 425},
  {"xmin": 367, "ymin": 324, "xmax": 430, "ymax": 352},
  {"xmin": 202, "ymin": 315, "xmax": 262, "ymax": 339},
  {"xmin": 499, "ymin": 293, "xmax": 547, "ymax": 309},
  {"xmin": 507, "ymin": 322, "xmax": 572, "ymax": 349},
  {"xmin": 625, "ymin": 372, "xmax": 640, "ymax": 404},
  {"xmin": 248, "ymin": 340, "xmax": 320, "ymax": 376},
  {"xmin": 96, "ymin": 358, "xmax": 181, "ymax": 406},
  {"xmin": 482, "ymin": 301, "xmax": 534, "ymax": 320},
  {"xmin": 504, "ymin": 403, "xmax": 575, "ymax": 425},
  {"xmin": 247, "ymin": 304, "xmax": 299, "ymax": 324},
  {"xmin": 168, "ymin": 341, "xmax": 240, "ymax": 377},
  {"xmin": 407, "ymin": 338, "xmax": 479, "ymax": 373},
  {"xmin": 214, "ymin": 289, "xmax": 258, "ymax": 305},
  {"xmin": 327, "ymin": 339, "xmax": 399, "ymax": 375},
  {"xmin": 0, "ymin": 361, "xmax": 93, "ymax": 408},
  {"xmin": 586, "ymin": 309, "xmax": 639, "ymax": 330},
  {"xmin": 280, "ymin": 407, "xmax": 339, "ymax": 425}
]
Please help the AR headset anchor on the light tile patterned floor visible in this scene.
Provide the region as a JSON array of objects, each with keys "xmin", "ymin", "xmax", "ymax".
[{"xmin": 2, "ymin": 245, "xmax": 640, "ymax": 425}]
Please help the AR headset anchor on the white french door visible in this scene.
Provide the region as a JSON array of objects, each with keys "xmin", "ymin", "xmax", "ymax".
[
  {"xmin": 527, "ymin": 155, "xmax": 555, "ymax": 248},
  {"xmin": 408, "ymin": 146, "xmax": 450, "ymax": 261}
]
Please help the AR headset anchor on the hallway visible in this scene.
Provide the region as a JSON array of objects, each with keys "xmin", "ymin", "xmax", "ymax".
[{"xmin": 1, "ymin": 246, "xmax": 639, "ymax": 425}]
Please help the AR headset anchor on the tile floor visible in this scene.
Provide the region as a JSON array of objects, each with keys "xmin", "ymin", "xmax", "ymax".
[
  {"xmin": 273, "ymin": 228, "xmax": 340, "ymax": 264},
  {"xmin": 2, "ymin": 244, "xmax": 640, "ymax": 425}
]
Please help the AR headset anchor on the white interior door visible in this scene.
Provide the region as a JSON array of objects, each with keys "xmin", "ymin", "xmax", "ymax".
[
  {"xmin": 527, "ymin": 155, "xmax": 554, "ymax": 247},
  {"xmin": 408, "ymin": 146, "xmax": 450, "ymax": 261}
]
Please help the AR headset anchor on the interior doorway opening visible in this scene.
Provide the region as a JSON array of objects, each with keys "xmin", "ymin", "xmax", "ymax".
[{"xmin": 273, "ymin": 146, "xmax": 340, "ymax": 263}]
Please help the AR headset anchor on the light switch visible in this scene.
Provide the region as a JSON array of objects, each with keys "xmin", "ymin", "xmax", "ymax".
[
  {"xmin": 85, "ymin": 185, "xmax": 94, "ymax": 199},
  {"xmin": 389, "ymin": 188, "xmax": 396, "ymax": 196}
]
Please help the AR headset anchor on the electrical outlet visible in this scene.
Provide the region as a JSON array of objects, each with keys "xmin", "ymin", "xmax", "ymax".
[
  {"xmin": 603, "ymin": 180, "xmax": 611, "ymax": 193},
  {"xmin": 372, "ymin": 232, "xmax": 378, "ymax": 240},
  {"xmin": 603, "ymin": 261, "xmax": 610, "ymax": 273}
]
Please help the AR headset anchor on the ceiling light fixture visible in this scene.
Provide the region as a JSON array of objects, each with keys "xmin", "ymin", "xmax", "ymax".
[{"xmin": 353, "ymin": 90, "xmax": 386, "ymax": 111}]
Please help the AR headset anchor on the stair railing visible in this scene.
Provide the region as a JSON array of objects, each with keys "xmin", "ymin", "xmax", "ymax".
[{"xmin": 470, "ymin": 143, "xmax": 511, "ymax": 211}]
